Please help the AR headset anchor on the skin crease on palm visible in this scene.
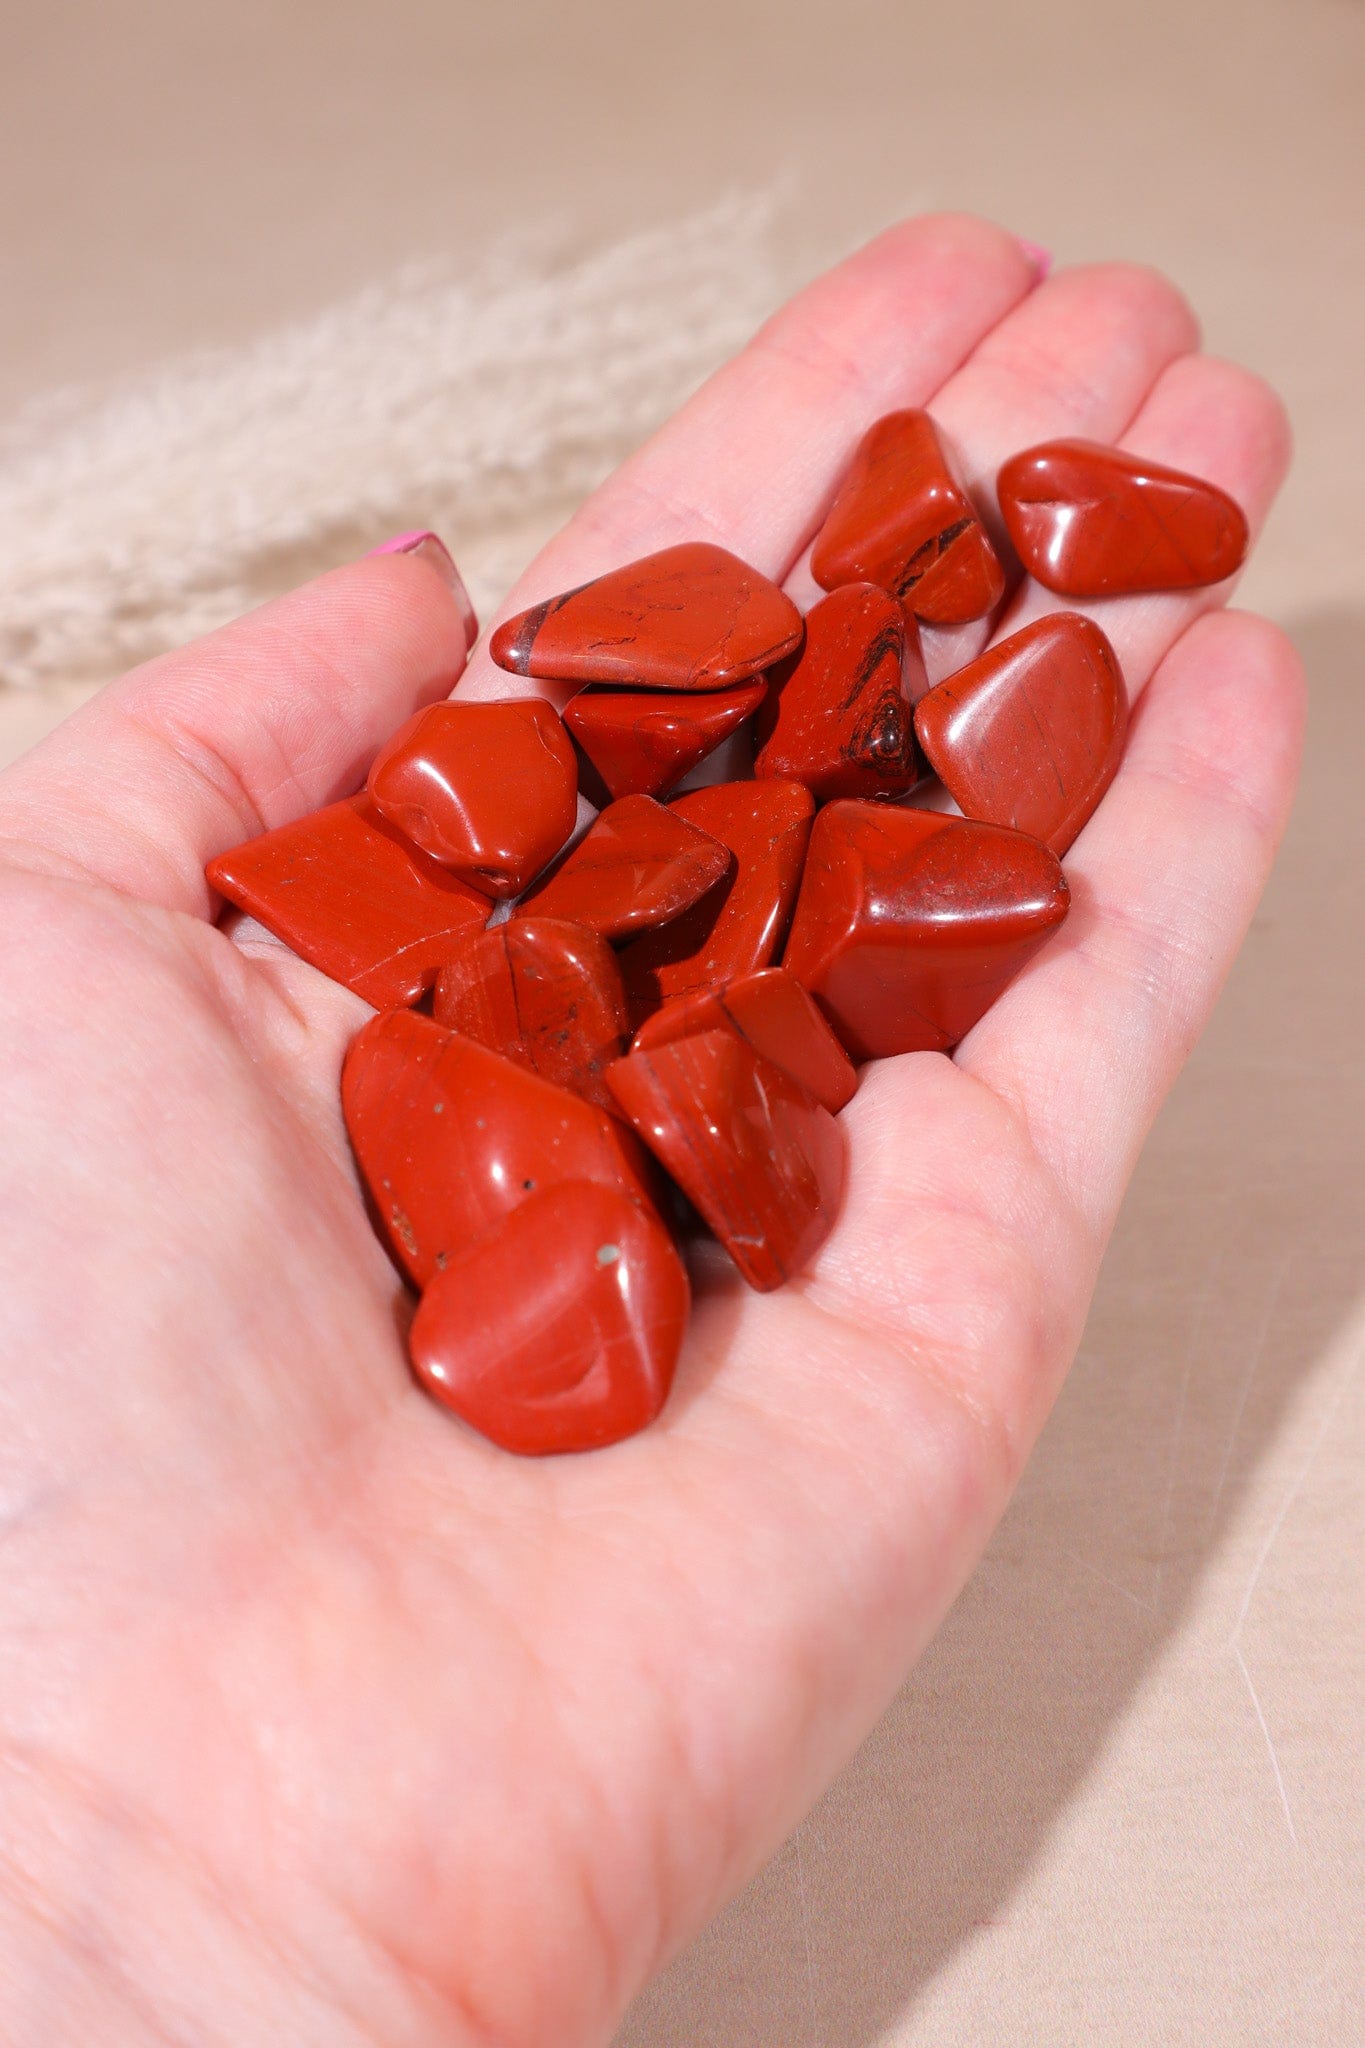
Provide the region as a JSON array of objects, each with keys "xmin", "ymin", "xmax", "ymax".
[{"xmin": 0, "ymin": 214, "xmax": 1303, "ymax": 2046}]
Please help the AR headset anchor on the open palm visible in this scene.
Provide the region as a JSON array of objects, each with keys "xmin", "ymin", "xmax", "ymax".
[{"xmin": 0, "ymin": 215, "xmax": 1301, "ymax": 2047}]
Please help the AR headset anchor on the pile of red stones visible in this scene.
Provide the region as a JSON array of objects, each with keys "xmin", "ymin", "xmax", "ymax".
[{"xmin": 207, "ymin": 417, "xmax": 1249, "ymax": 1455}]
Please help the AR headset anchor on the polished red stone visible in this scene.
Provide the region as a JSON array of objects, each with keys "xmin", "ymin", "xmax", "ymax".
[
  {"xmin": 433, "ymin": 917, "xmax": 628, "ymax": 1109},
  {"xmin": 489, "ymin": 543, "xmax": 803, "ymax": 691},
  {"xmin": 606, "ymin": 1029, "xmax": 846, "ymax": 1291},
  {"xmin": 513, "ymin": 794, "xmax": 733, "ymax": 940},
  {"xmin": 366, "ymin": 697, "xmax": 577, "ymax": 897},
  {"xmin": 206, "ymin": 795, "xmax": 488, "ymax": 1008},
  {"xmin": 914, "ymin": 613, "xmax": 1128, "ymax": 856},
  {"xmin": 782, "ymin": 802, "xmax": 1069, "ymax": 1060},
  {"xmin": 753, "ymin": 583, "xmax": 922, "ymax": 800},
  {"xmin": 617, "ymin": 780, "xmax": 816, "ymax": 1021},
  {"xmin": 996, "ymin": 438, "xmax": 1250, "ymax": 596},
  {"xmin": 631, "ymin": 967, "xmax": 857, "ymax": 1114},
  {"xmin": 810, "ymin": 409, "xmax": 1005, "ymax": 625},
  {"xmin": 564, "ymin": 679, "xmax": 768, "ymax": 800},
  {"xmin": 341, "ymin": 1008, "xmax": 653, "ymax": 1287},
  {"xmin": 410, "ymin": 1180, "xmax": 688, "ymax": 1455}
]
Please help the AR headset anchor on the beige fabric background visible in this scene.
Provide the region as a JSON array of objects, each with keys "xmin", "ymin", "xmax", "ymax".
[{"xmin": 3, "ymin": 2, "xmax": 1361, "ymax": 2042}]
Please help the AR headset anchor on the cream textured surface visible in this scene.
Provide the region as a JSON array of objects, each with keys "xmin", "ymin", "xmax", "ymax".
[{"xmin": 2, "ymin": 2, "xmax": 1361, "ymax": 2042}]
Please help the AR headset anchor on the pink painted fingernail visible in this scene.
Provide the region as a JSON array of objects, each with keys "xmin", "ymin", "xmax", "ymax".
[
  {"xmin": 367, "ymin": 531, "xmax": 478, "ymax": 651},
  {"xmin": 1016, "ymin": 239, "xmax": 1053, "ymax": 281}
]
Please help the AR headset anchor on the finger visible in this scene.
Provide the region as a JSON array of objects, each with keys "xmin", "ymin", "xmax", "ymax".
[
  {"xmin": 958, "ymin": 606, "xmax": 1305, "ymax": 1237},
  {"xmin": 997, "ymin": 348, "xmax": 1294, "ymax": 698},
  {"xmin": 899, "ymin": 261, "xmax": 1200, "ymax": 678},
  {"xmin": 455, "ymin": 212, "xmax": 1039, "ymax": 706},
  {"xmin": 932, "ymin": 260, "xmax": 1199, "ymax": 466},
  {"xmin": 0, "ymin": 543, "xmax": 474, "ymax": 917},
  {"xmin": 783, "ymin": 259, "xmax": 1201, "ymax": 666}
]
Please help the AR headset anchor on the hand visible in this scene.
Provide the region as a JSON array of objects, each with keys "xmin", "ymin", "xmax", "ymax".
[{"xmin": 0, "ymin": 215, "xmax": 1301, "ymax": 2047}]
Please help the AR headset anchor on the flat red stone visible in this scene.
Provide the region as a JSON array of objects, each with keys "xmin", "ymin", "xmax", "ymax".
[
  {"xmin": 996, "ymin": 438, "xmax": 1250, "ymax": 596},
  {"xmin": 631, "ymin": 967, "xmax": 857, "ymax": 1113},
  {"xmin": 341, "ymin": 1008, "xmax": 653, "ymax": 1287},
  {"xmin": 489, "ymin": 543, "xmax": 803, "ymax": 691},
  {"xmin": 753, "ymin": 583, "xmax": 922, "ymax": 800},
  {"xmin": 206, "ymin": 795, "xmax": 488, "ymax": 1008},
  {"xmin": 617, "ymin": 780, "xmax": 816, "ymax": 1022},
  {"xmin": 513, "ymin": 794, "xmax": 733, "ymax": 940},
  {"xmin": 432, "ymin": 918, "xmax": 628, "ymax": 1109},
  {"xmin": 410, "ymin": 1181, "xmax": 688, "ymax": 1455},
  {"xmin": 366, "ymin": 698, "xmax": 577, "ymax": 897},
  {"xmin": 914, "ymin": 613, "xmax": 1128, "ymax": 855},
  {"xmin": 564, "ymin": 679, "xmax": 768, "ymax": 800},
  {"xmin": 810, "ymin": 409, "xmax": 1005, "ymax": 625},
  {"xmin": 782, "ymin": 801, "xmax": 1069, "ymax": 1060},
  {"xmin": 605, "ymin": 1029, "xmax": 846, "ymax": 1292}
]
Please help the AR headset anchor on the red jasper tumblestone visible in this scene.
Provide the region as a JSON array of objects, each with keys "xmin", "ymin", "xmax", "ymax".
[
  {"xmin": 513, "ymin": 794, "xmax": 732, "ymax": 941},
  {"xmin": 811, "ymin": 409, "xmax": 1005, "ymax": 626},
  {"xmin": 753, "ymin": 583, "xmax": 923, "ymax": 800},
  {"xmin": 290, "ymin": 372, "xmax": 1269, "ymax": 1457},
  {"xmin": 433, "ymin": 918, "xmax": 628, "ymax": 1110},
  {"xmin": 631, "ymin": 967, "xmax": 857, "ymax": 1114},
  {"xmin": 206, "ymin": 795, "xmax": 489, "ymax": 1009},
  {"xmin": 489, "ymin": 542, "xmax": 803, "ymax": 690},
  {"xmin": 606, "ymin": 1029, "xmax": 846, "ymax": 1292},
  {"xmin": 366, "ymin": 697, "xmax": 578, "ymax": 898},
  {"xmin": 996, "ymin": 439, "xmax": 1249, "ymax": 596},
  {"xmin": 564, "ymin": 679, "xmax": 768, "ymax": 800},
  {"xmin": 617, "ymin": 780, "xmax": 816, "ymax": 1023},
  {"xmin": 915, "ymin": 612, "xmax": 1128, "ymax": 856},
  {"xmin": 410, "ymin": 1181, "xmax": 688, "ymax": 1455},
  {"xmin": 341, "ymin": 1008, "xmax": 654, "ymax": 1288},
  {"xmin": 782, "ymin": 801, "xmax": 1070, "ymax": 1061}
]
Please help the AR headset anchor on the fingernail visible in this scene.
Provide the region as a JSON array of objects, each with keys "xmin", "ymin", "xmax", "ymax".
[
  {"xmin": 1016, "ymin": 239, "xmax": 1053, "ymax": 282},
  {"xmin": 367, "ymin": 531, "xmax": 478, "ymax": 651}
]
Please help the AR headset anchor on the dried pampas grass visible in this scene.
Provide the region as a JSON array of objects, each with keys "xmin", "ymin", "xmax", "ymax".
[{"xmin": 0, "ymin": 191, "xmax": 783, "ymax": 693}]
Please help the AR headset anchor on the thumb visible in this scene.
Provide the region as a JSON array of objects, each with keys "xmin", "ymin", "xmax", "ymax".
[{"xmin": 0, "ymin": 536, "xmax": 474, "ymax": 918}]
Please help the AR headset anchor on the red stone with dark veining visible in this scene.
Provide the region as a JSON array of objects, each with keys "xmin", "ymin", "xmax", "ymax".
[
  {"xmin": 341, "ymin": 1008, "xmax": 653, "ymax": 1287},
  {"xmin": 410, "ymin": 1180, "xmax": 688, "ymax": 1455},
  {"xmin": 782, "ymin": 801, "xmax": 1069, "ymax": 1060},
  {"xmin": 996, "ymin": 439, "xmax": 1250, "ymax": 596},
  {"xmin": 206, "ymin": 795, "xmax": 489, "ymax": 1008},
  {"xmin": 914, "ymin": 613, "xmax": 1128, "ymax": 855},
  {"xmin": 489, "ymin": 543, "xmax": 803, "ymax": 691},
  {"xmin": 433, "ymin": 918, "xmax": 628, "ymax": 1109},
  {"xmin": 606, "ymin": 1028, "xmax": 846, "ymax": 1292},
  {"xmin": 631, "ymin": 967, "xmax": 857, "ymax": 1114},
  {"xmin": 564, "ymin": 678, "xmax": 768, "ymax": 800},
  {"xmin": 811, "ymin": 409, "xmax": 1005, "ymax": 625},
  {"xmin": 513, "ymin": 795, "xmax": 733, "ymax": 941},
  {"xmin": 617, "ymin": 780, "xmax": 815, "ymax": 1022},
  {"xmin": 753, "ymin": 583, "xmax": 922, "ymax": 800},
  {"xmin": 366, "ymin": 697, "xmax": 578, "ymax": 897}
]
